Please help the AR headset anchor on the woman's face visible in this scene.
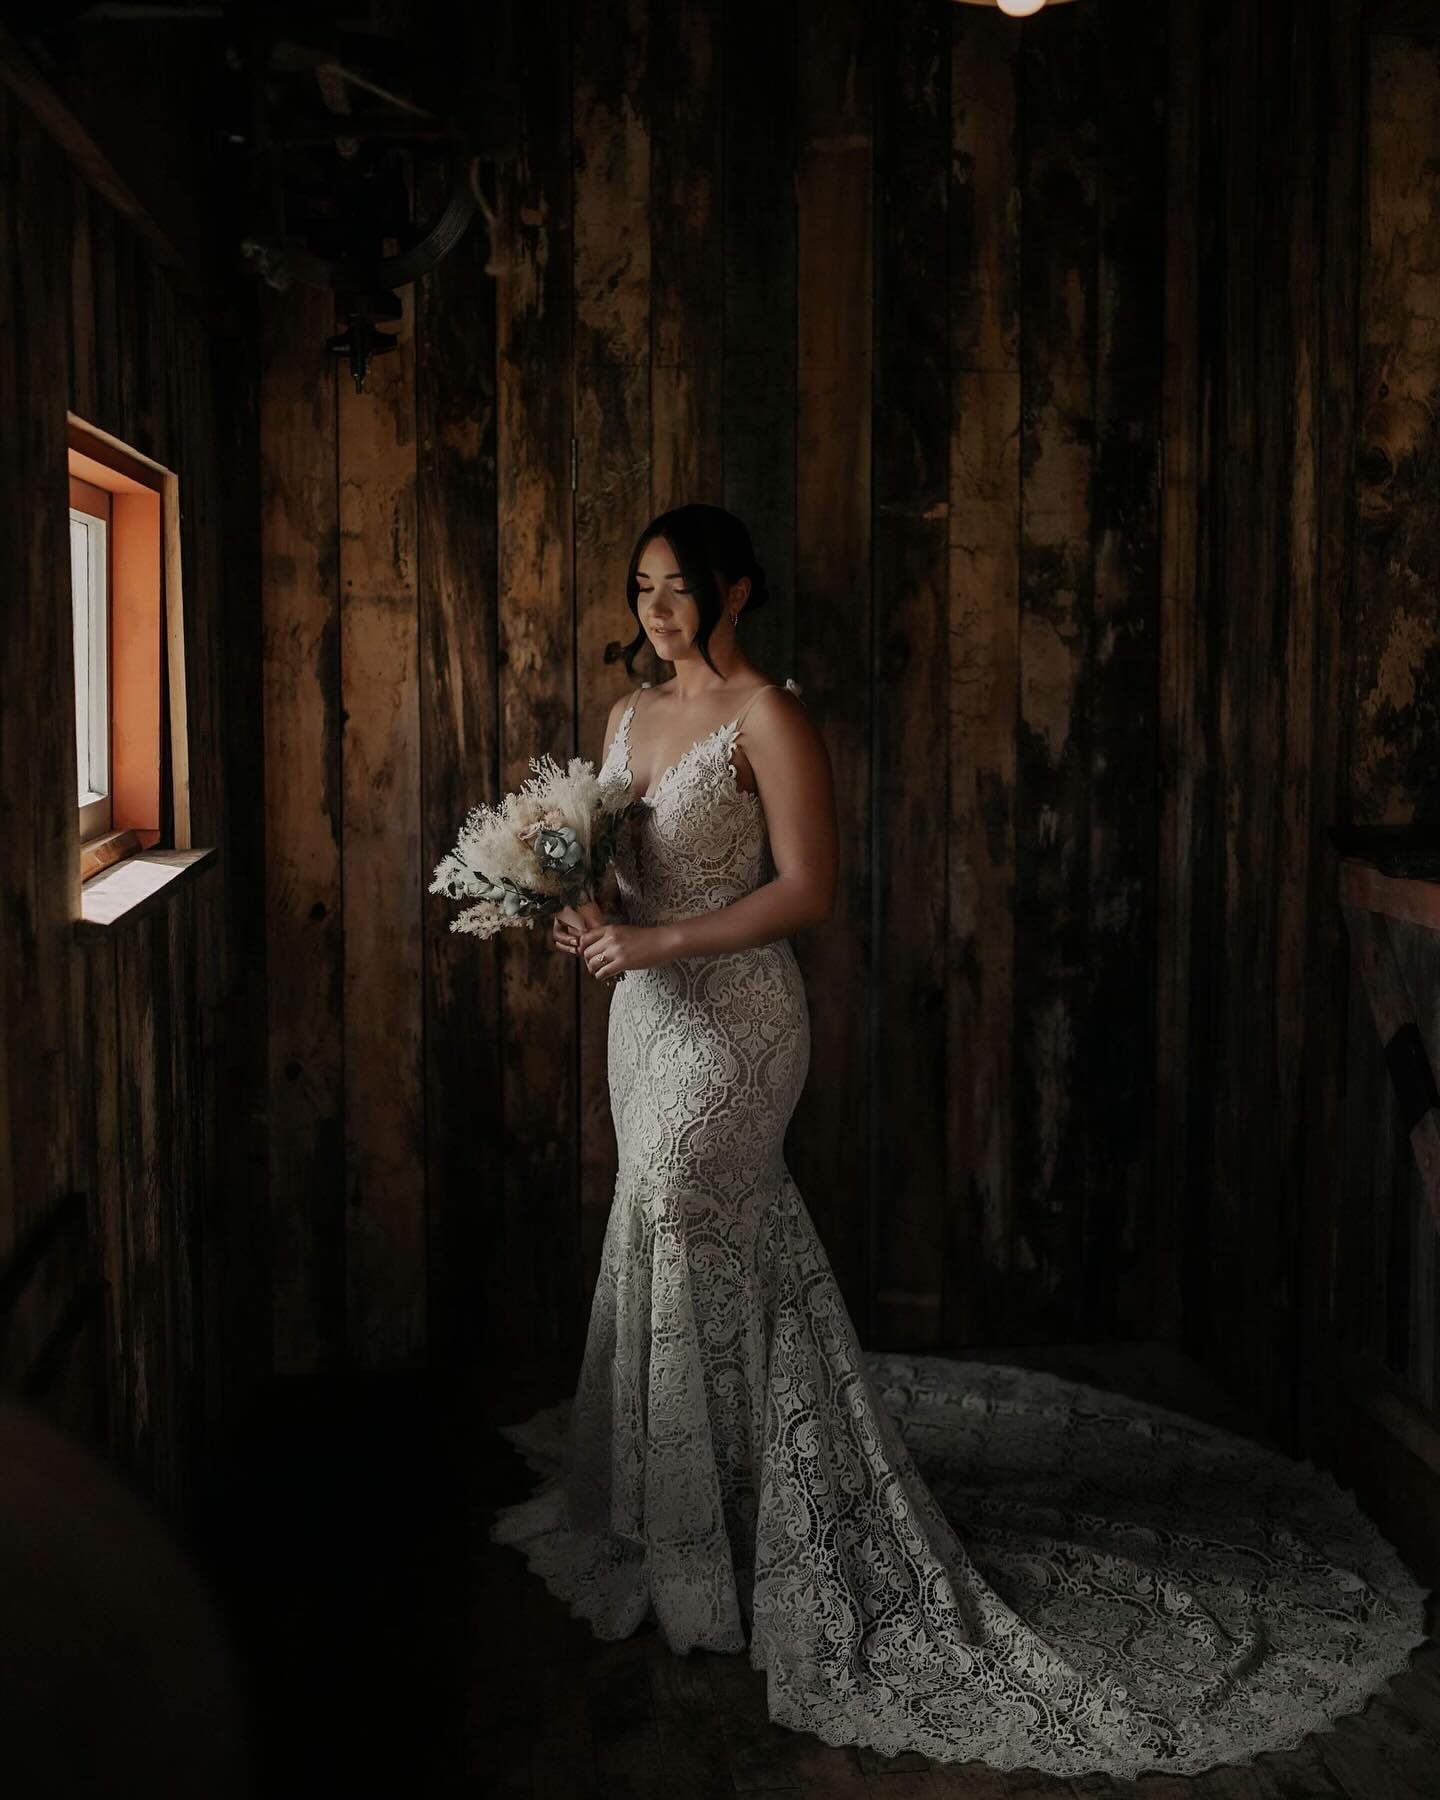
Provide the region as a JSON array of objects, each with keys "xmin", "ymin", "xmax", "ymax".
[{"xmin": 635, "ymin": 539, "xmax": 700, "ymax": 659}]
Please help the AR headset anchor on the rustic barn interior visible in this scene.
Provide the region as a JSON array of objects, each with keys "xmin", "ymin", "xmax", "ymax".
[{"xmin": 3, "ymin": 0, "xmax": 1440, "ymax": 1793}]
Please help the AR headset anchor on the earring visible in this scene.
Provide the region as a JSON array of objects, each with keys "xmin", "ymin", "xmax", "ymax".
[{"xmin": 729, "ymin": 610, "xmax": 739, "ymax": 625}]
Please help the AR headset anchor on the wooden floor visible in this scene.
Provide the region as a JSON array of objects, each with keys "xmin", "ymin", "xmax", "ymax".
[{"xmin": 201, "ymin": 1343, "xmax": 1440, "ymax": 1799}]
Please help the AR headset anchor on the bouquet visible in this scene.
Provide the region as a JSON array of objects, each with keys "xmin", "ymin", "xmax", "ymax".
[{"xmin": 429, "ymin": 753, "xmax": 648, "ymax": 941}]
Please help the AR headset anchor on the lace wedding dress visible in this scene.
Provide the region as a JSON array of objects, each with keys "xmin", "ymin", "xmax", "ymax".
[{"xmin": 489, "ymin": 677, "xmax": 1431, "ymax": 1780}]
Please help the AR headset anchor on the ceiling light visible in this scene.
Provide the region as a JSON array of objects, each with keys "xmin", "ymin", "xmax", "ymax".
[{"xmin": 952, "ymin": 0, "xmax": 1080, "ymax": 14}]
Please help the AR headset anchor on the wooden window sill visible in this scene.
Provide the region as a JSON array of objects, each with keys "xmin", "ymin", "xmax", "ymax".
[{"xmin": 75, "ymin": 846, "xmax": 218, "ymax": 941}]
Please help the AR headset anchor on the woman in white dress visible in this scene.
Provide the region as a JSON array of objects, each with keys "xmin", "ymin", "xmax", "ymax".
[{"xmin": 489, "ymin": 503, "xmax": 1430, "ymax": 1779}]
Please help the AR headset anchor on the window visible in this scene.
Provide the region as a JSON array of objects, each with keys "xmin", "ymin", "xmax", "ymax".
[
  {"xmin": 66, "ymin": 421, "xmax": 169, "ymax": 882},
  {"xmin": 69, "ymin": 477, "xmax": 112, "ymax": 843},
  {"xmin": 66, "ymin": 419, "xmax": 214, "ymax": 938}
]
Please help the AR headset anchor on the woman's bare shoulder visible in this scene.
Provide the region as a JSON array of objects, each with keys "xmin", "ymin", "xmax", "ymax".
[{"xmin": 747, "ymin": 678, "xmax": 814, "ymax": 735}]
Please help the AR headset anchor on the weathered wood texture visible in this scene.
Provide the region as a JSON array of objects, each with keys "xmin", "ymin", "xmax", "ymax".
[
  {"xmin": 1356, "ymin": 35, "xmax": 1440, "ymax": 823},
  {"xmin": 1164, "ymin": 0, "xmax": 1440, "ymax": 1456},
  {"xmin": 7, "ymin": 0, "xmax": 1435, "ymax": 1520},
  {"xmin": 259, "ymin": 0, "xmax": 1440, "ymax": 1400},
  {"xmin": 0, "ymin": 78, "xmax": 244, "ymax": 1524},
  {"xmin": 338, "ymin": 0, "xmax": 1173, "ymax": 1367},
  {"xmin": 217, "ymin": 0, "xmax": 1440, "ymax": 1495},
  {"xmin": 416, "ymin": 17, "xmax": 503, "ymax": 1367}
]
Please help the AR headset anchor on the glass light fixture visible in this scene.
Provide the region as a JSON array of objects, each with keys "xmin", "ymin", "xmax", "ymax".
[{"xmin": 952, "ymin": 0, "xmax": 1079, "ymax": 13}]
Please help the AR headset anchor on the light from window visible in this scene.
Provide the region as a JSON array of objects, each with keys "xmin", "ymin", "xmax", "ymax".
[{"xmin": 69, "ymin": 505, "xmax": 110, "ymax": 829}]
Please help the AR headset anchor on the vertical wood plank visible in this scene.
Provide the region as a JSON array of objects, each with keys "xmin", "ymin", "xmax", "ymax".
[
  {"xmin": 574, "ymin": 0, "xmax": 654, "ymax": 1304},
  {"xmin": 0, "ymin": 89, "xmax": 18, "ymax": 1264},
  {"xmin": 498, "ymin": 0, "xmax": 579, "ymax": 1355},
  {"xmin": 176, "ymin": 295, "xmax": 232, "ymax": 1011},
  {"xmin": 791, "ymin": 0, "xmax": 874, "ymax": 1326},
  {"xmin": 90, "ymin": 189, "xmax": 121, "ymax": 435},
  {"xmin": 1273, "ymin": 0, "xmax": 1325, "ymax": 1450},
  {"xmin": 88, "ymin": 940, "xmax": 125, "ymax": 1458},
  {"xmin": 1013, "ymin": 4, "xmax": 1098, "ymax": 1337},
  {"xmin": 871, "ymin": 0, "xmax": 950, "ymax": 1348},
  {"xmin": 7, "ymin": 102, "xmax": 77, "ymax": 1246},
  {"xmin": 1176, "ymin": 1, "xmax": 1230, "ymax": 1376},
  {"xmin": 115, "ymin": 217, "xmax": 142, "ymax": 450},
  {"xmin": 260, "ymin": 282, "xmax": 346, "ymax": 1372},
  {"xmin": 1299, "ymin": 0, "xmax": 1364, "ymax": 1467},
  {"xmin": 1083, "ymin": 0, "xmax": 1166, "ymax": 1340},
  {"xmin": 69, "ymin": 166, "xmax": 98, "ymax": 421},
  {"xmin": 651, "ymin": 0, "xmax": 722, "ymax": 514},
  {"xmin": 338, "ymin": 239, "xmax": 425, "ymax": 1367},
  {"xmin": 1354, "ymin": 33, "xmax": 1440, "ymax": 826},
  {"xmin": 945, "ymin": 5, "xmax": 1020, "ymax": 1348},
  {"xmin": 210, "ymin": 279, "xmax": 272, "ymax": 1436},
  {"xmin": 116, "ymin": 921, "xmax": 162, "ymax": 1497},
  {"xmin": 1209, "ymin": 0, "xmax": 1261, "ymax": 1397},
  {"xmin": 147, "ymin": 906, "xmax": 179, "ymax": 1512},
  {"xmin": 136, "ymin": 255, "xmax": 161, "ymax": 465},
  {"xmin": 416, "ymin": 46, "xmax": 503, "ymax": 1363},
  {"xmin": 1156, "ymin": 0, "xmax": 1203, "ymax": 1348},
  {"xmin": 722, "ymin": 0, "xmax": 798, "ymax": 686},
  {"xmin": 168, "ymin": 887, "xmax": 202, "ymax": 1502},
  {"xmin": 1245, "ymin": 0, "xmax": 1292, "ymax": 1442}
]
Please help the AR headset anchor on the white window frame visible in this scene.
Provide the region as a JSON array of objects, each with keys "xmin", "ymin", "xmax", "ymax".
[{"xmin": 69, "ymin": 503, "xmax": 112, "ymax": 842}]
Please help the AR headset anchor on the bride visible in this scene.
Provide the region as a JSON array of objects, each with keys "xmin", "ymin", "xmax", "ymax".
[{"xmin": 489, "ymin": 502, "xmax": 1430, "ymax": 1779}]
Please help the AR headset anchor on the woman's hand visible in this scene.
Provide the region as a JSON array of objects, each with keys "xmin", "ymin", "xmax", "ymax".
[
  {"xmin": 576, "ymin": 921, "xmax": 675, "ymax": 982},
  {"xmin": 550, "ymin": 899, "xmax": 608, "ymax": 959}
]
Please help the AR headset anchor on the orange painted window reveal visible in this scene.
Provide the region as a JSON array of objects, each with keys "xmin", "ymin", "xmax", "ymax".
[{"xmin": 67, "ymin": 427, "xmax": 163, "ymax": 857}]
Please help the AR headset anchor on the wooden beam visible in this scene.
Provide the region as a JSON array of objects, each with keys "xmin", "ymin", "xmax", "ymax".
[{"xmin": 0, "ymin": 22, "xmax": 204, "ymax": 308}]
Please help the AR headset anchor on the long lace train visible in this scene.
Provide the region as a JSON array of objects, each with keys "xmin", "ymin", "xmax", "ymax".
[{"xmin": 490, "ymin": 1170, "xmax": 1431, "ymax": 1781}]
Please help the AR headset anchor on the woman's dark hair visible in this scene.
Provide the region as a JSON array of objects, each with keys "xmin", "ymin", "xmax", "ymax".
[{"xmin": 619, "ymin": 503, "xmax": 771, "ymax": 680}]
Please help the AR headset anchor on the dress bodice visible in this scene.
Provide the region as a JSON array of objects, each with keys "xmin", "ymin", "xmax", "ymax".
[{"xmin": 598, "ymin": 678, "xmax": 802, "ymax": 930}]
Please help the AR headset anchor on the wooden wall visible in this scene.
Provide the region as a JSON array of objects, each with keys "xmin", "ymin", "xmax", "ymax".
[
  {"xmin": 259, "ymin": 0, "xmax": 1174, "ymax": 1375},
  {"xmin": 1163, "ymin": 0, "xmax": 1440, "ymax": 1455},
  {"xmin": 5, "ymin": 0, "xmax": 1438, "ymax": 1508},
  {"xmin": 0, "ymin": 76, "xmax": 249, "ymax": 1526}
]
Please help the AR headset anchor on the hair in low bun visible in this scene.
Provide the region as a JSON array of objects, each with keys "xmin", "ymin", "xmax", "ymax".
[{"xmin": 620, "ymin": 503, "xmax": 773, "ymax": 679}]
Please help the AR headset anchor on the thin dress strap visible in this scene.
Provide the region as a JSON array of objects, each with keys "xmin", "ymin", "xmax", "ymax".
[
  {"xmin": 727, "ymin": 682, "xmax": 777, "ymax": 733},
  {"xmin": 730, "ymin": 677, "xmax": 802, "ymax": 733}
]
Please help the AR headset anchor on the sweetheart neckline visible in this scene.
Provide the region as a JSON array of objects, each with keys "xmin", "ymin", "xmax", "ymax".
[{"xmin": 617, "ymin": 700, "xmax": 761, "ymax": 806}]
